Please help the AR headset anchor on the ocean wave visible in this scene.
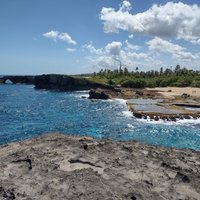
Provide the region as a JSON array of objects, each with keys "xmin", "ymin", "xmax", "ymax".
[
  {"xmin": 137, "ymin": 117, "xmax": 200, "ymax": 126},
  {"xmin": 121, "ymin": 111, "xmax": 133, "ymax": 118},
  {"xmin": 74, "ymin": 90, "xmax": 89, "ymax": 93},
  {"xmin": 114, "ymin": 98, "xmax": 127, "ymax": 105},
  {"xmin": 127, "ymin": 123, "xmax": 134, "ymax": 129}
]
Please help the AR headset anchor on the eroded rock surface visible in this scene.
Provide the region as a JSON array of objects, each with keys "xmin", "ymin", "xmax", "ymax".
[
  {"xmin": 0, "ymin": 133, "xmax": 200, "ymax": 200},
  {"xmin": 89, "ymin": 88, "xmax": 163, "ymax": 100}
]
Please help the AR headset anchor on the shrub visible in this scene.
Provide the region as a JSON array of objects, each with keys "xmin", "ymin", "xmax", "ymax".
[
  {"xmin": 107, "ymin": 79, "xmax": 114, "ymax": 85},
  {"xmin": 121, "ymin": 79, "xmax": 146, "ymax": 88}
]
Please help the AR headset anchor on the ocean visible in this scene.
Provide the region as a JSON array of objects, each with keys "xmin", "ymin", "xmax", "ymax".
[{"xmin": 0, "ymin": 84, "xmax": 200, "ymax": 150}]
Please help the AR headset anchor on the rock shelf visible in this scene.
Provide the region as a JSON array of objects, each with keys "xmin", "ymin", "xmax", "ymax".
[{"xmin": 0, "ymin": 133, "xmax": 200, "ymax": 200}]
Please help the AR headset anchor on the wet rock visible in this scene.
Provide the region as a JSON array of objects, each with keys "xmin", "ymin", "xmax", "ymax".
[
  {"xmin": 89, "ymin": 89, "xmax": 110, "ymax": 99},
  {"xmin": 133, "ymin": 112, "xmax": 143, "ymax": 119},
  {"xmin": 154, "ymin": 116, "xmax": 159, "ymax": 121},
  {"xmin": 169, "ymin": 116, "xmax": 176, "ymax": 121}
]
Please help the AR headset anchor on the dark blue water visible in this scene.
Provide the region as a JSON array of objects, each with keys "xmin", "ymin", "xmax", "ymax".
[{"xmin": 0, "ymin": 85, "xmax": 200, "ymax": 151}]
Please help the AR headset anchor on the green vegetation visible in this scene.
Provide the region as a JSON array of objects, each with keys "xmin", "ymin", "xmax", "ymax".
[{"xmin": 84, "ymin": 65, "xmax": 200, "ymax": 88}]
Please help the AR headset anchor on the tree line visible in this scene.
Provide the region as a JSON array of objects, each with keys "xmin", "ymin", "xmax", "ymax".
[{"xmin": 86, "ymin": 65, "xmax": 200, "ymax": 88}]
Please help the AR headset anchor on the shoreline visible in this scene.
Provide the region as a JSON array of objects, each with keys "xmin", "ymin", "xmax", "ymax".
[
  {"xmin": 89, "ymin": 87, "xmax": 200, "ymax": 121},
  {"xmin": 0, "ymin": 133, "xmax": 200, "ymax": 199}
]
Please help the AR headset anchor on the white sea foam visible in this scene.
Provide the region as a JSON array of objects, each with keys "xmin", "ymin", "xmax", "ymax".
[
  {"xmin": 114, "ymin": 98, "xmax": 127, "ymax": 105},
  {"xmin": 106, "ymin": 99, "xmax": 114, "ymax": 102},
  {"xmin": 122, "ymin": 110, "xmax": 133, "ymax": 118},
  {"xmin": 127, "ymin": 123, "xmax": 134, "ymax": 129},
  {"xmin": 74, "ymin": 90, "xmax": 89, "ymax": 93},
  {"xmin": 26, "ymin": 85, "xmax": 35, "ymax": 89},
  {"xmin": 137, "ymin": 117, "xmax": 200, "ymax": 126}
]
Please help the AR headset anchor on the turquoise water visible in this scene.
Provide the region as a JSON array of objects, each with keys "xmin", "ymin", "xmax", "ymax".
[{"xmin": 0, "ymin": 84, "xmax": 200, "ymax": 151}]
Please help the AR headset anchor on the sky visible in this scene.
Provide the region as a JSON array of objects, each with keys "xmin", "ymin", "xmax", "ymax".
[{"xmin": 0, "ymin": 0, "xmax": 200, "ymax": 75}]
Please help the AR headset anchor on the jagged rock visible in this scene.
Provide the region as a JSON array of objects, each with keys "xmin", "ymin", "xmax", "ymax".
[
  {"xmin": 89, "ymin": 88, "xmax": 164, "ymax": 100},
  {"xmin": 0, "ymin": 187, "xmax": 16, "ymax": 200},
  {"xmin": 0, "ymin": 133, "xmax": 199, "ymax": 200},
  {"xmin": 133, "ymin": 112, "xmax": 143, "ymax": 119},
  {"xmin": 181, "ymin": 93, "xmax": 190, "ymax": 98},
  {"xmin": 34, "ymin": 75, "xmax": 116, "ymax": 91},
  {"xmin": 135, "ymin": 90, "xmax": 144, "ymax": 96},
  {"xmin": 89, "ymin": 89, "xmax": 111, "ymax": 99},
  {"xmin": 154, "ymin": 116, "xmax": 159, "ymax": 121},
  {"xmin": 0, "ymin": 75, "xmax": 114, "ymax": 91}
]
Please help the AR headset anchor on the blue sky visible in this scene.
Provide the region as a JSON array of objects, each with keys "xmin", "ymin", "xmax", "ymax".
[{"xmin": 0, "ymin": 0, "xmax": 200, "ymax": 75}]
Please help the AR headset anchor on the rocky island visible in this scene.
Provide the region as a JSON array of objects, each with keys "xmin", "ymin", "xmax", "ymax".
[{"xmin": 0, "ymin": 133, "xmax": 200, "ymax": 200}]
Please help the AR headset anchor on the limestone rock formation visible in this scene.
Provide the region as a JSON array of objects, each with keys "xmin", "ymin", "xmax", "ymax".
[{"xmin": 0, "ymin": 133, "xmax": 200, "ymax": 200}]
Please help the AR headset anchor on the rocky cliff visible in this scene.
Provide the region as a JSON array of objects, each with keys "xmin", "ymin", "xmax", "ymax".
[
  {"xmin": 34, "ymin": 75, "xmax": 114, "ymax": 91},
  {"xmin": 0, "ymin": 133, "xmax": 200, "ymax": 200},
  {"xmin": 0, "ymin": 74, "xmax": 114, "ymax": 91},
  {"xmin": 0, "ymin": 75, "xmax": 35, "ymax": 84}
]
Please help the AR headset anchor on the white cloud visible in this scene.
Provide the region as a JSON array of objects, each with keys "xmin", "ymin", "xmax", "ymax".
[
  {"xmin": 83, "ymin": 41, "xmax": 149, "ymax": 70},
  {"xmin": 66, "ymin": 48, "xmax": 76, "ymax": 52},
  {"xmin": 43, "ymin": 30, "xmax": 77, "ymax": 45},
  {"xmin": 119, "ymin": 0, "xmax": 132, "ymax": 12},
  {"xmin": 105, "ymin": 41, "xmax": 122, "ymax": 56},
  {"xmin": 43, "ymin": 30, "xmax": 59, "ymax": 42},
  {"xmin": 83, "ymin": 38, "xmax": 200, "ymax": 71},
  {"xmin": 100, "ymin": 1, "xmax": 200, "ymax": 44},
  {"xmin": 127, "ymin": 52, "xmax": 148, "ymax": 59},
  {"xmin": 58, "ymin": 33, "xmax": 77, "ymax": 45},
  {"xmin": 147, "ymin": 37, "xmax": 198, "ymax": 60},
  {"xmin": 128, "ymin": 34, "xmax": 134, "ymax": 39},
  {"xmin": 124, "ymin": 40, "xmax": 140, "ymax": 51},
  {"xmin": 82, "ymin": 41, "xmax": 103, "ymax": 55}
]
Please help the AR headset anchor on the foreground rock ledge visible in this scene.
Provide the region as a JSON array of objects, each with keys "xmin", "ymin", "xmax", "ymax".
[{"xmin": 0, "ymin": 134, "xmax": 200, "ymax": 200}]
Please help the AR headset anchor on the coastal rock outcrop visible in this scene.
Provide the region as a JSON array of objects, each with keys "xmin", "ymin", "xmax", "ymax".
[
  {"xmin": 0, "ymin": 76, "xmax": 35, "ymax": 85},
  {"xmin": 89, "ymin": 88, "xmax": 121, "ymax": 99},
  {"xmin": 89, "ymin": 88, "xmax": 164, "ymax": 100},
  {"xmin": 89, "ymin": 89, "xmax": 111, "ymax": 99},
  {"xmin": 0, "ymin": 133, "xmax": 200, "ymax": 200},
  {"xmin": 128, "ymin": 104, "xmax": 200, "ymax": 121},
  {"xmin": 34, "ymin": 75, "xmax": 115, "ymax": 91},
  {"xmin": 0, "ymin": 75, "xmax": 115, "ymax": 91}
]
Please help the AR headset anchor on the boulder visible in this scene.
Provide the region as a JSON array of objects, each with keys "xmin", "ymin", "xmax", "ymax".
[
  {"xmin": 89, "ymin": 89, "xmax": 110, "ymax": 99},
  {"xmin": 135, "ymin": 90, "xmax": 144, "ymax": 96},
  {"xmin": 181, "ymin": 93, "xmax": 190, "ymax": 98}
]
